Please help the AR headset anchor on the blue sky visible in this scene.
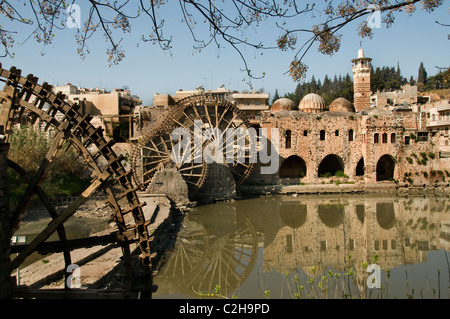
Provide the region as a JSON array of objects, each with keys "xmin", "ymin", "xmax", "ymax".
[{"xmin": 0, "ymin": 1, "xmax": 449, "ymax": 105}]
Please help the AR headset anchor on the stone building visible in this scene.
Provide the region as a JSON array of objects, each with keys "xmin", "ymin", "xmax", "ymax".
[
  {"xmin": 424, "ymin": 100, "xmax": 450, "ymax": 159},
  {"xmin": 248, "ymin": 49, "xmax": 448, "ymax": 186},
  {"xmin": 53, "ymin": 84, "xmax": 142, "ymax": 141},
  {"xmin": 133, "ymin": 49, "xmax": 449, "ymax": 191},
  {"xmin": 371, "ymin": 84, "xmax": 419, "ymax": 109}
]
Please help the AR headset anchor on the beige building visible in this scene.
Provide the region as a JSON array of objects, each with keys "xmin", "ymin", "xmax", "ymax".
[
  {"xmin": 424, "ymin": 100, "xmax": 450, "ymax": 158},
  {"xmin": 150, "ymin": 86, "xmax": 269, "ymax": 127},
  {"xmin": 53, "ymin": 84, "xmax": 142, "ymax": 141},
  {"xmin": 370, "ymin": 84, "xmax": 420, "ymax": 109}
]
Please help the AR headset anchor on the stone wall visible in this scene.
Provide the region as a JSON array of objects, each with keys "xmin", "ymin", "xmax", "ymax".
[
  {"xmin": 0, "ymin": 143, "xmax": 11, "ymax": 298},
  {"xmin": 248, "ymin": 109, "xmax": 444, "ymax": 186}
]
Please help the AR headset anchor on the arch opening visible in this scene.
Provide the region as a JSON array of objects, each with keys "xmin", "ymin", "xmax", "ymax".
[
  {"xmin": 280, "ymin": 204, "xmax": 307, "ymax": 229},
  {"xmin": 356, "ymin": 158, "xmax": 365, "ymax": 176},
  {"xmin": 318, "ymin": 154, "xmax": 345, "ymax": 177},
  {"xmin": 376, "ymin": 155, "xmax": 395, "ymax": 181},
  {"xmin": 279, "ymin": 155, "xmax": 307, "ymax": 178},
  {"xmin": 318, "ymin": 204, "xmax": 345, "ymax": 228}
]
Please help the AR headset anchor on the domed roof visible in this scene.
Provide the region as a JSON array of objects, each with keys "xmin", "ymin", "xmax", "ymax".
[
  {"xmin": 298, "ymin": 93, "xmax": 326, "ymax": 113},
  {"xmin": 329, "ymin": 97, "xmax": 355, "ymax": 112},
  {"xmin": 271, "ymin": 98, "xmax": 297, "ymax": 112}
]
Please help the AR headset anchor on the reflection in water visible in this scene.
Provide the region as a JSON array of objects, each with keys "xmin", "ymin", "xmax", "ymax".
[{"xmin": 153, "ymin": 194, "xmax": 450, "ymax": 299}]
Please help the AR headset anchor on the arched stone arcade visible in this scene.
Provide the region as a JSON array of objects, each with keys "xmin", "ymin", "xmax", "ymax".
[
  {"xmin": 279, "ymin": 155, "xmax": 307, "ymax": 178},
  {"xmin": 376, "ymin": 154, "xmax": 396, "ymax": 181},
  {"xmin": 318, "ymin": 154, "xmax": 345, "ymax": 177}
]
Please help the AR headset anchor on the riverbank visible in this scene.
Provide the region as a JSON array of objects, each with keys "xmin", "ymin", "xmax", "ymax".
[
  {"xmin": 238, "ymin": 181, "xmax": 450, "ymax": 197},
  {"xmin": 11, "ymin": 193, "xmax": 175, "ymax": 296}
]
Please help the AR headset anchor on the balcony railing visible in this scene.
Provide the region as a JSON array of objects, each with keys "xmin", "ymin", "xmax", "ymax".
[{"xmin": 426, "ymin": 120, "xmax": 450, "ymax": 128}]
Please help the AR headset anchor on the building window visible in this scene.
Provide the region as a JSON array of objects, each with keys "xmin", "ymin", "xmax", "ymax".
[
  {"xmin": 432, "ymin": 114, "xmax": 436, "ymax": 121},
  {"xmin": 382, "ymin": 133, "xmax": 388, "ymax": 143},
  {"xmin": 391, "ymin": 133, "xmax": 396, "ymax": 143},
  {"xmin": 285, "ymin": 130, "xmax": 292, "ymax": 149},
  {"xmin": 348, "ymin": 129, "xmax": 354, "ymax": 142},
  {"xmin": 405, "ymin": 136, "xmax": 410, "ymax": 145},
  {"xmin": 320, "ymin": 130, "xmax": 326, "ymax": 141},
  {"xmin": 417, "ymin": 132, "xmax": 429, "ymax": 142},
  {"xmin": 303, "ymin": 130, "xmax": 308, "ymax": 137},
  {"xmin": 335, "ymin": 130, "xmax": 339, "ymax": 136},
  {"xmin": 374, "ymin": 133, "xmax": 379, "ymax": 143}
]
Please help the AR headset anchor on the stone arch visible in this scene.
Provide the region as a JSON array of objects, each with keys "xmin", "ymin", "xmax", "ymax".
[
  {"xmin": 279, "ymin": 155, "xmax": 307, "ymax": 178},
  {"xmin": 376, "ymin": 154, "xmax": 395, "ymax": 181},
  {"xmin": 318, "ymin": 154, "xmax": 345, "ymax": 177},
  {"xmin": 318, "ymin": 204, "xmax": 345, "ymax": 228},
  {"xmin": 376, "ymin": 202, "xmax": 396, "ymax": 229},
  {"xmin": 356, "ymin": 157, "xmax": 365, "ymax": 176},
  {"xmin": 280, "ymin": 204, "xmax": 307, "ymax": 229}
]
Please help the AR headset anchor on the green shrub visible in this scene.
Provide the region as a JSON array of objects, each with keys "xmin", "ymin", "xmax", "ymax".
[
  {"xmin": 335, "ymin": 170, "xmax": 349, "ymax": 178},
  {"xmin": 8, "ymin": 127, "xmax": 91, "ymax": 202}
]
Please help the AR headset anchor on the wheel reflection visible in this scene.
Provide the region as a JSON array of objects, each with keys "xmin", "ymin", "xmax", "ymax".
[{"xmin": 157, "ymin": 215, "xmax": 258, "ymax": 297}]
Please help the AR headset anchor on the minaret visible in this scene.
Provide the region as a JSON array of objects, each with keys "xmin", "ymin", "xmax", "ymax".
[{"xmin": 352, "ymin": 48, "xmax": 372, "ymax": 112}]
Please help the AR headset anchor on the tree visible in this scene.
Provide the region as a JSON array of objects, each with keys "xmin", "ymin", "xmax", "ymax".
[
  {"xmin": 273, "ymin": 89, "xmax": 280, "ymax": 103},
  {"xmin": 0, "ymin": 1, "xmax": 445, "ymax": 82},
  {"xmin": 417, "ymin": 62, "xmax": 428, "ymax": 85}
]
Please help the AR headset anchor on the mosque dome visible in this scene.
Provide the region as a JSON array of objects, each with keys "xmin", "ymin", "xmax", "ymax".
[
  {"xmin": 298, "ymin": 93, "xmax": 326, "ymax": 113},
  {"xmin": 329, "ymin": 97, "xmax": 355, "ymax": 112},
  {"xmin": 271, "ymin": 98, "xmax": 298, "ymax": 112}
]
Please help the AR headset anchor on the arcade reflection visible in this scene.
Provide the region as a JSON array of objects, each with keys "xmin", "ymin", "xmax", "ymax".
[{"xmin": 153, "ymin": 194, "xmax": 450, "ymax": 299}]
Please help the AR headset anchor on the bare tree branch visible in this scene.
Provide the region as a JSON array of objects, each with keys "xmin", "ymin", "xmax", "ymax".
[{"xmin": 0, "ymin": 0, "xmax": 445, "ymax": 80}]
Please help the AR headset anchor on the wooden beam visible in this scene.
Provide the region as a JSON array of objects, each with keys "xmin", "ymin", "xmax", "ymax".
[
  {"xmin": 9, "ymin": 233, "xmax": 125, "ymax": 254},
  {"xmin": 10, "ymin": 170, "xmax": 111, "ymax": 270}
]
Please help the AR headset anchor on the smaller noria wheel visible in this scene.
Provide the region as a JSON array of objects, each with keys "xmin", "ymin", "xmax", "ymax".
[
  {"xmin": 131, "ymin": 124, "xmax": 208, "ymax": 195},
  {"xmin": 132, "ymin": 94, "xmax": 255, "ymax": 194}
]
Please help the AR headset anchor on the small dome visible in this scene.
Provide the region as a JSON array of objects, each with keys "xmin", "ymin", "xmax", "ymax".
[
  {"xmin": 271, "ymin": 98, "xmax": 297, "ymax": 112},
  {"xmin": 329, "ymin": 97, "xmax": 355, "ymax": 112},
  {"xmin": 298, "ymin": 93, "xmax": 326, "ymax": 113}
]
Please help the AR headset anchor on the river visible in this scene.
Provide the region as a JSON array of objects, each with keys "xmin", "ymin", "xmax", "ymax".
[{"xmin": 153, "ymin": 193, "xmax": 450, "ymax": 299}]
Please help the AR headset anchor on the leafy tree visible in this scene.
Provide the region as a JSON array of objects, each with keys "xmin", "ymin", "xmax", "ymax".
[
  {"xmin": 284, "ymin": 72, "xmax": 354, "ymax": 105},
  {"xmin": 0, "ymin": 0, "xmax": 445, "ymax": 82},
  {"xmin": 8, "ymin": 127, "xmax": 91, "ymax": 200},
  {"xmin": 423, "ymin": 67, "xmax": 450, "ymax": 90}
]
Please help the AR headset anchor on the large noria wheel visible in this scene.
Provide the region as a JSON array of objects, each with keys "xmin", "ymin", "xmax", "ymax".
[
  {"xmin": 0, "ymin": 64, "xmax": 155, "ymax": 298},
  {"xmin": 132, "ymin": 94, "xmax": 255, "ymax": 195}
]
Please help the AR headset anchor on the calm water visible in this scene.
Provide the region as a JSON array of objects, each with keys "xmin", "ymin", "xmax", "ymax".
[{"xmin": 153, "ymin": 193, "xmax": 450, "ymax": 299}]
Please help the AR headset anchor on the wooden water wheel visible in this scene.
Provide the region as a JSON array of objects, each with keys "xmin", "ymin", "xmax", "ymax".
[
  {"xmin": 0, "ymin": 64, "xmax": 156, "ymax": 298},
  {"xmin": 131, "ymin": 94, "xmax": 255, "ymax": 195}
]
